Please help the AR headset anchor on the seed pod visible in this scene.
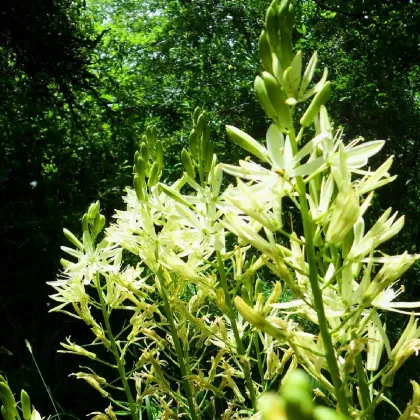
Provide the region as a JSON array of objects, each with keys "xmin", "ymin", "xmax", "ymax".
[
  {"xmin": 262, "ymin": 71, "xmax": 292, "ymax": 128},
  {"xmin": 181, "ymin": 148, "xmax": 195, "ymax": 178},
  {"xmin": 148, "ymin": 161, "xmax": 160, "ymax": 187},
  {"xmin": 21, "ymin": 389, "xmax": 31, "ymax": 420},
  {"xmin": 254, "ymin": 76, "xmax": 277, "ymax": 120},
  {"xmin": 258, "ymin": 31, "xmax": 273, "ymax": 74},
  {"xmin": 300, "ymin": 81, "xmax": 331, "ymax": 127},
  {"xmin": 133, "ymin": 175, "xmax": 144, "ymax": 200},
  {"xmin": 193, "ymin": 106, "xmax": 201, "ymax": 127}
]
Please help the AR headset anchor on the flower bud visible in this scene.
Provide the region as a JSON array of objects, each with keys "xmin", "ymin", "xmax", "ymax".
[
  {"xmin": 262, "ymin": 72, "xmax": 292, "ymax": 128},
  {"xmin": 226, "ymin": 125, "xmax": 269, "ymax": 162},
  {"xmin": 63, "ymin": 228, "xmax": 84, "ymax": 250},
  {"xmin": 0, "ymin": 381, "xmax": 18, "ymax": 420},
  {"xmin": 148, "ymin": 161, "xmax": 160, "ymax": 187},
  {"xmin": 189, "ymin": 129, "xmax": 198, "ymax": 158},
  {"xmin": 133, "ymin": 175, "xmax": 145, "ymax": 200},
  {"xmin": 259, "ymin": 31, "xmax": 273, "ymax": 73},
  {"xmin": 193, "ymin": 106, "xmax": 201, "ymax": 127},
  {"xmin": 181, "ymin": 148, "xmax": 195, "ymax": 178},
  {"xmin": 299, "ymin": 51, "xmax": 318, "ymax": 95},
  {"xmin": 255, "ymin": 76, "xmax": 277, "ymax": 120},
  {"xmin": 21, "ymin": 389, "xmax": 31, "ymax": 420},
  {"xmin": 300, "ymin": 81, "xmax": 331, "ymax": 127},
  {"xmin": 155, "ymin": 140, "xmax": 164, "ymax": 168},
  {"xmin": 140, "ymin": 142, "xmax": 149, "ymax": 163},
  {"xmin": 266, "ymin": 1, "xmax": 279, "ymax": 53}
]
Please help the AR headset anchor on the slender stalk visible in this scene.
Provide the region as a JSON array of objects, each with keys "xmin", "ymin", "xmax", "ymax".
[
  {"xmin": 355, "ymin": 352, "xmax": 371, "ymax": 415},
  {"xmin": 156, "ymin": 269, "xmax": 199, "ymax": 420},
  {"xmin": 95, "ymin": 275, "xmax": 137, "ymax": 420},
  {"xmin": 288, "ymin": 128, "xmax": 350, "ymax": 416},
  {"xmin": 254, "ymin": 332, "xmax": 265, "ymax": 387},
  {"xmin": 216, "ymin": 251, "xmax": 257, "ymax": 411}
]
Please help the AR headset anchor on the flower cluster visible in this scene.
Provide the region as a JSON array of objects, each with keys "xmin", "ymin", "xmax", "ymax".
[{"xmin": 48, "ymin": 0, "xmax": 420, "ymax": 418}]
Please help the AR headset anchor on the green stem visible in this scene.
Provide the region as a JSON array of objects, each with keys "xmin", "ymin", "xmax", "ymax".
[
  {"xmin": 288, "ymin": 128, "xmax": 350, "ymax": 416},
  {"xmin": 355, "ymin": 352, "xmax": 371, "ymax": 415},
  {"xmin": 156, "ymin": 269, "xmax": 199, "ymax": 420},
  {"xmin": 95, "ymin": 275, "xmax": 137, "ymax": 420},
  {"xmin": 216, "ymin": 251, "xmax": 257, "ymax": 411}
]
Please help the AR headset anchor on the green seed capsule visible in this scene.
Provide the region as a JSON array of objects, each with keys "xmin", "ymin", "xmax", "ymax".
[{"xmin": 300, "ymin": 81, "xmax": 331, "ymax": 127}]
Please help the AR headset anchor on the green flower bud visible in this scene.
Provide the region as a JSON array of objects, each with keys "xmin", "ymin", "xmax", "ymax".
[
  {"xmin": 255, "ymin": 278, "xmax": 263, "ymax": 298},
  {"xmin": 300, "ymin": 81, "xmax": 331, "ymax": 127},
  {"xmin": 281, "ymin": 370, "xmax": 314, "ymax": 420},
  {"xmin": 226, "ymin": 125, "xmax": 269, "ymax": 162},
  {"xmin": 148, "ymin": 161, "xmax": 160, "ymax": 187},
  {"xmin": 63, "ymin": 228, "xmax": 84, "ymax": 250},
  {"xmin": 94, "ymin": 215, "xmax": 106, "ymax": 235},
  {"xmin": 259, "ymin": 31, "xmax": 273, "ymax": 74},
  {"xmin": 146, "ymin": 125, "xmax": 157, "ymax": 146},
  {"xmin": 21, "ymin": 389, "xmax": 31, "ymax": 420},
  {"xmin": 203, "ymin": 141, "xmax": 214, "ymax": 174},
  {"xmin": 87, "ymin": 201, "xmax": 100, "ymax": 221},
  {"xmin": 133, "ymin": 175, "xmax": 144, "ymax": 200},
  {"xmin": 241, "ymin": 286, "xmax": 251, "ymax": 305},
  {"xmin": 0, "ymin": 381, "xmax": 18, "ymax": 420},
  {"xmin": 159, "ymin": 183, "xmax": 191, "ymax": 207},
  {"xmin": 189, "ymin": 129, "xmax": 198, "ymax": 158},
  {"xmin": 155, "ymin": 140, "xmax": 164, "ymax": 168},
  {"xmin": 140, "ymin": 142, "xmax": 149, "ymax": 163},
  {"xmin": 299, "ymin": 51, "xmax": 318, "ymax": 95},
  {"xmin": 196, "ymin": 112, "xmax": 207, "ymax": 136},
  {"xmin": 181, "ymin": 148, "xmax": 195, "ymax": 178},
  {"xmin": 135, "ymin": 156, "xmax": 146, "ymax": 179},
  {"xmin": 262, "ymin": 71, "xmax": 292, "ymax": 128},
  {"xmin": 255, "ymin": 75, "xmax": 277, "ymax": 119},
  {"xmin": 193, "ymin": 106, "xmax": 201, "ymax": 126},
  {"xmin": 313, "ymin": 406, "xmax": 347, "ymax": 420},
  {"xmin": 266, "ymin": 1, "xmax": 279, "ymax": 52},
  {"xmin": 82, "ymin": 214, "xmax": 89, "ymax": 232}
]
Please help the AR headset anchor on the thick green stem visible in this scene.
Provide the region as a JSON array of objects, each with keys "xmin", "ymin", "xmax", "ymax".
[
  {"xmin": 217, "ymin": 251, "xmax": 257, "ymax": 411},
  {"xmin": 288, "ymin": 129, "xmax": 350, "ymax": 416},
  {"xmin": 96, "ymin": 276, "xmax": 137, "ymax": 420},
  {"xmin": 156, "ymin": 269, "xmax": 199, "ymax": 420}
]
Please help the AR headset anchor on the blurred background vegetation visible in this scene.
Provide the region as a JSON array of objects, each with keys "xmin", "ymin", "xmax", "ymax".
[{"xmin": 1, "ymin": 0, "xmax": 419, "ymax": 417}]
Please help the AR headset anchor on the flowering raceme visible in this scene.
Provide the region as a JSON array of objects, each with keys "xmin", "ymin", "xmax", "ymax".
[{"xmin": 46, "ymin": 1, "xmax": 420, "ymax": 419}]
